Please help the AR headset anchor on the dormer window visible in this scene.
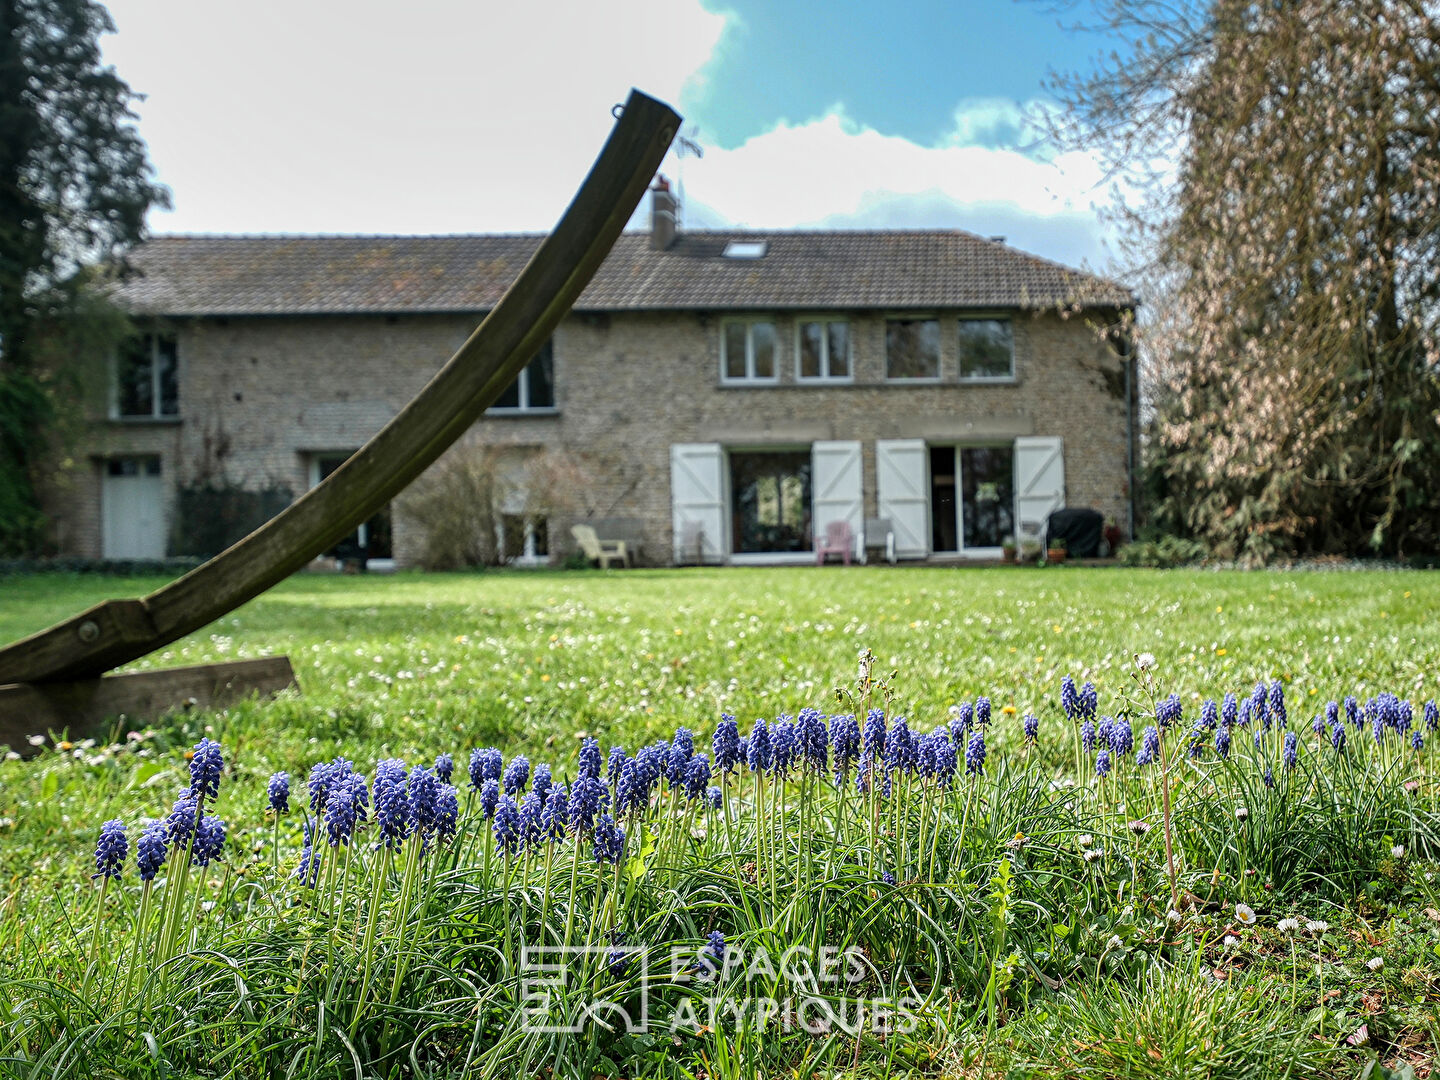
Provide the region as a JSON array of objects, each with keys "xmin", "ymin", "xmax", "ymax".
[{"xmin": 722, "ymin": 240, "xmax": 767, "ymax": 260}]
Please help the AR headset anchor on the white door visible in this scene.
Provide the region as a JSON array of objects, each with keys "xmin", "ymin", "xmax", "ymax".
[
  {"xmin": 876, "ymin": 439, "xmax": 929, "ymax": 559},
  {"xmin": 102, "ymin": 457, "xmax": 165, "ymax": 559},
  {"xmin": 811, "ymin": 440, "xmax": 863, "ymax": 558},
  {"xmin": 1014, "ymin": 436, "xmax": 1065, "ymax": 543},
  {"xmin": 670, "ymin": 443, "xmax": 725, "ymax": 564}
]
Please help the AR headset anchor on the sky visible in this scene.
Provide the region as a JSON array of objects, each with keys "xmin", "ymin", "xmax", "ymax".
[{"xmin": 99, "ymin": 0, "xmax": 1122, "ymax": 271}]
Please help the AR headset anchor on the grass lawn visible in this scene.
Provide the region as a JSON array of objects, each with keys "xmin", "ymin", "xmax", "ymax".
[{"xmin": 2, "ymin": 565, "xmax": 1438, "ymax": 1077}]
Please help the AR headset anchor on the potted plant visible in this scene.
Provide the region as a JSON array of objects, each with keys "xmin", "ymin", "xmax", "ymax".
[
  {"xmin": 1045, "ymin": 536, "xmax": 1068, "ymax": 563},
  {"xmin": 1001, "ymin": 535, "xmax": 1016, "ymax": 563}
]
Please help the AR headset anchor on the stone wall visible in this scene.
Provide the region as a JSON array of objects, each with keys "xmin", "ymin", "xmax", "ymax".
[{"xmin": 48, "ymin": 306, "xmax": 1134, "ymax": 564}]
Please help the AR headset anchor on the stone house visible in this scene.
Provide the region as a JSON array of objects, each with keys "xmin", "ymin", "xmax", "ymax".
[{"xmin": 46, "ymin": 184, "xmax": 1137, "ymax": 568}]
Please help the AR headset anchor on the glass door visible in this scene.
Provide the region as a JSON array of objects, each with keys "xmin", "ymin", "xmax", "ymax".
[{"xmin": 960, "ymin": 446, "xmax": 1014, "ymax": 549}]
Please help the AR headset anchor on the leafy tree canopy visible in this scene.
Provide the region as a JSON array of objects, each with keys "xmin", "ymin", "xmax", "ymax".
[
  {"xmin": 1039, "ymin": 0, "xmax": 1440, "ymax": 561},
  {"xmin": 0, "ymin": 0, "xmax": 168, "ymax": 554}
]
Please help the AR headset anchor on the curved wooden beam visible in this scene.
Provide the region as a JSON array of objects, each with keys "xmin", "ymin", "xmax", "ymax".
[{"xmin": 0, "ymin": 88, "xmax": 680, "ymax": 684}]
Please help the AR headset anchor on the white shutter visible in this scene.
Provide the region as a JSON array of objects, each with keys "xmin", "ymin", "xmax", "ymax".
[
  {"xmin": 1014, "ymin": 436, "xmax": 1065, "ymax": 543},
  {"xmin": 811, "ymin": 440, "xmax": 863, "ymax": 558},
  {"xmin": 670, "ymin": 443, "xmax": 725, "ymax": 564},
  {"xmin": 876, "ymin": 439, "xmax": 929, "ymax": 559},
  {"xmin": 102, "ymin": 461, "xmax": 165, "ymax": 559}
]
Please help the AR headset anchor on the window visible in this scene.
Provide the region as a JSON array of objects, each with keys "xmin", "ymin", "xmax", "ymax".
[
  {"xmin": 729, "ymin": 450, "xmax": 812, "ymax": 553},
  {"xmin": 958, "ymin": 319, "xmax": 1015, "ymax": 380},
  {"xmin": 721, "ymin": 320, "xmax": 778, "ymax": 383},
  {"xmin": 797, "ymin": 319, "xmax": 851, "ymax": 381},
  {"xmin": 115, "ymin": 334, "xmax": 179, "ymax": 418},
  {"xmin": 885, "ymin": 318, "xmax": 940, "ymax": 380},
  {"xmin": 722, "ymin": 240, "xmax": 768, "ymax": 259},
  {"xmin": 491, "ymin": 339, "xmax": 555, "ymax": 412},
  {"xmin": 311, "ymin": 453, "xmax": 393, "ymax": 562},
  {"xmin": 500, "ymin": 514, "xmax": 549, "ymax": 564}
]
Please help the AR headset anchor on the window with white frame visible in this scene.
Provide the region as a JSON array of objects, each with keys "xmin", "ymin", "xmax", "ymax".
[
  {"xmin": 958, "ymin": 319, "xmax": 1015, "ymax": 381},
  {"xmin": 490, "ymin": 339, "xmax": 555, "ymax": 412},
  {"xmin": 885, "ymin": 318, "xmax": 940, "ymax": 380},
  {"xmin": 721, "ymin": 319, "xmax": 778, "ymax": 383},
  {"xmin": 115, "ymin": 334, "xmax": 179, "ymax": 418},
  {"xmin": 796, "ymin": 319, "xmax": 851, "ymax": 381}
]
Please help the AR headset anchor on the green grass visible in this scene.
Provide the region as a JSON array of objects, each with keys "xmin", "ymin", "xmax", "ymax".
[{"xmin": 1, "ymin": 566, "xmax": 1438, "ymax": 1078}]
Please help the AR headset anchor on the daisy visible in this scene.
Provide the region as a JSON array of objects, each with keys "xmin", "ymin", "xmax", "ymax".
[
  {"xmin": 1235, "ymin": 903, "xmax": 1256, "ymax": 926},
  {"xmin": 1277, "ymin": 917, "xmax": 1300, "ymax": 933},
  {"xmin": 1306, "ymin": 920, "xmax": 1329, "ymax": 935},
  {"xmin": 1366, "ymin": 957, "xmax": 1384, "ymax": 972}
]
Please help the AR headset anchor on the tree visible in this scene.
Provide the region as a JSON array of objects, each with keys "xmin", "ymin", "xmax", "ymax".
[
  {"xmin": 0, "ymin": 0, "xmax": 168, "ymax": 555},
  {"xmin": 1039, "ymin": 0, "xmax": 1440, "ymax": 560}
]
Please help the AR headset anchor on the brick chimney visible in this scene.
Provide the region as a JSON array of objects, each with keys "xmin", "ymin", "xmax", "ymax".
[{"xmin": 650, "ymin": 175, "xmax": 676, "ymax": 251}]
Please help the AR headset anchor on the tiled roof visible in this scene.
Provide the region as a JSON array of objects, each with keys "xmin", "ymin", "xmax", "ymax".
[{"xmin": 110, "ymin": 230, "xmax": 1135, "ymax": 317}]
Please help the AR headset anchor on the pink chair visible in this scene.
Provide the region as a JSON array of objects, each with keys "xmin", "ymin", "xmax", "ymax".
[{"xmin": 815, "ymin": 520, "xmax": 852, "ymax": 566}]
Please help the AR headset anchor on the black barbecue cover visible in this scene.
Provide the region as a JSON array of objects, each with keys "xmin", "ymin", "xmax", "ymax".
[{"xmin": 1047, "ymin": 508, "xmax": 1105, "ymax": 558}]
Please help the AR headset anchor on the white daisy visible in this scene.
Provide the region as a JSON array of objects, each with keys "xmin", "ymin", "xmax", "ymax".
[
  {"xmin": 1306, "ymin": 920, "xmax": 1329, "ymax": 935},
  {"xmin": 1277, "ymin": 918, "xmax": 1300, "ymax": 933},
  {"xmin": 1366, "ymin": 957, "xmax": 1384, "ymax": 972},
  {"xmin": 1077, "ymin": 834, "xmax": 1094, "ymax": 848},
  {"xmin": 1235, "ymin": 903, "xmax": 1256, "ymax": 926}
]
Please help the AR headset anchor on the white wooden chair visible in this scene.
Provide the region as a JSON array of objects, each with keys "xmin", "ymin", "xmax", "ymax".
[
  {"xmin": 570, "ymin": 524, "xmax": 630, "ymax": 569},
  {"xmin": 864, "ymin": 517, "xmax": 896, "ymax": 564}
]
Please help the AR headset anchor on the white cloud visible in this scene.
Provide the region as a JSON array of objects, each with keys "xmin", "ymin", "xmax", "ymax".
[
  {"xmin": 675, "ymin": 105, "xmax": 1116, "ymax": 270},
  {"xmin": 101, "ymin": 0, "xmax": 1115, "ymax": 269}
]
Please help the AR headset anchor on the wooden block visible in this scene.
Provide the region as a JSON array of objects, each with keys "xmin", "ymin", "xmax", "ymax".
[{"xmin": 0, "ymin": 657, "xmax": 299, "ymax": 756}]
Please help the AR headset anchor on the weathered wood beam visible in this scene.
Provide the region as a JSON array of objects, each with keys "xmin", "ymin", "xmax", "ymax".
[
  {"xmin": 0, "ymin": 657, "xmax": 299, "ymax": 757},
  {"xmin": 0, "ymin": 88, "xmax": 679, "ymax": 685}
]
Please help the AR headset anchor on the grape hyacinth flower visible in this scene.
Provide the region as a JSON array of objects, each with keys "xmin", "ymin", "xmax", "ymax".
[
  {"xmin": 267, "ymin": 771, "xmax": 290, "ymax": 814},
  {"xmin": 493, "ymin": 797, "xmax": 523, "ymax": 856},
  {"xmin": 1136, "ymin": 725, "xmax": 1160, "ymax": 766},
  {"xmin": 193, "ymin": 815, "xmax": 227, "ymax": 866},
  {"xmin": 1398, "ymin": 700, "xmax": 1413, "ymax": 734},
  {"xmin": 324, "ymin": 788, "xmax": 357, "ymax": 848},
  {"xmin": 1061, "ymin": 675, "xmax": 1079, "ymax": 720},
  {"xmin": 698, "ymin": 930, "xmax": 726, "ymax": 976},
  {"xmin": 975, "ymin": 697, "xmax": 992, "ymax": 729},
  {"xmin": 917, "ymin": 733, "xmax": 939, "ymax": 780},
  {"xmin": 1345, "ymin": 696, "xmax": 1361, "ymax": 728},
  {"xmin": 436, "ymin": 785, "xmax": 459, "ymax": 846},
  {"xmin": 1413, "ymin": 730, "xmax": 1424, "ymax": 752},
  {"xmin": 713, "ymin": 716, "xmax": 741, "ymax": 775},
  {"xmin": 345, "ymin": 771, "xmax": 370, "ymax": 825},
  {"xmin": 615, "ymin": 760, "xmax": 646, "ymax": 816},
  {"xmin": 307, "ymin": 758, "xmax": 343, "ymax": 814},
  {"xmin": 479, "ymin": 779, "xmax": 501, "ymax": 820},
  {"xmin": 593, "ymin": 814, "xmax": 626, "ymax": 864},
  {"xmin": 532, "ymin": 764, "xmax": 553, "ymax": 806},
  {"xmin": 607, "ymin": 745, "xmax": 628, "ymax": 784},
  {"xmin": 1283, "ymin": 731, "xmax": 1299, "ymax": 770},
  {"xmin": 1188, "ymin": 728, "xmax": 1206, "ymax": 759},
  {"xmin": 1252, "ymin": 682, "xmax": 1270, "ymax": 729},
  {"xmin": 881, "ymin": 869, "xmax": 897, "ymax": 886},
  {"xmin": 886, "ymin": 717, "xmax": 916, "ymax": 775},
  {"xmin": 410, "ymin": 765, "xmax": 442, "ymax": 843},
  {"xmin": 1331, "ymin": 722, "xmax": 1347, "ymax": 752},
  {"xmin": 1097, "ymin": 717, "xmax": 1114, "ymax": 750},
  {"xmin": 136, "ymin": 820, "xmax": 167, "ymax": 881},
  {"xmin": 293, "ymin": 822, "xmax": 319, "ymax": 887},
  {"xmin": 189, "ymin": 738, "xmax": 224, "ymax": 802},
  {"xmin": 747, "ymin": 718, "xmax": 773, "ymax": 773},
  {"xmin": 374, "ymin": 759, "xmax": 413, "ymax": 849},
  {"xmin": 470, "ymin": 747, "xmax": 501, "ymax": 791},
  {"xmin": 1022, "ymin": 714, "xmax": 1039, "ymax": 744},
  {"xmin": 167, "ymin": 793, "xmax": 198, "ymax": 848},
  {"xmin": 770, "ymin": 718, "xmax": 797, "ymax": 777},
  {"xmin": 1238, "ymin": 700, "xmax": 1253, "ymax": 728},
  {"xmin": 578, "ymin": 737, "xmax": 602, "ymax": 780},
  {"xmin": 666, "ymin": 728, "xmax": 695, "ymax": 787},
  {"xmin": 1110, "ymin": 719, "xmax": 1134, "ymax": 756},
  {"xmin": 933, "ymin": 734, "xmax": 957, "ymax": 788},
  {"xmin": 1270, "ymin": 681, "xmax": 1287, "ymax": 728},
  {"xmin": 1156, "ymin": 694, "xmax": 1182, "ymax": 729},
  {"xmin": 568, "ymin": 776, "xmax": 604, "ymax": 834},
  {"xmin": 1215, "ymin": 724, "xmax": 1232, "ymax": 760},
  {"xmin": 1080, "ymin": 718, "xmax": 1096, "ymax": 754},
  {"xmin": 964, "ymin": 730, "xmax": 987, "ymax": 777},
  {"xmin": 1095, "ymin": 749, "xmax": 1112, "ymax": 778},
  {"xmin": 831, "ymin": 714, "xmax": 860, "ymax": 784},
  {"xmin": 541, "ymin": 786, "xmax": 568, "ymax": 841},
  {"xmin": 1221, "ymin": 692, "xmax": 1238, "ymax": 728},
  {"xmin": 503, "ymin": 755, "xmax": 531, "ymax": 796},
  {"xmin": 707, "ymin": 786, "xmax": 722, "ymax": 809},
  {"xmin": 93, "ymin": 820, "xmax": 128, "ymax": 880},
  {"xmin": 433, "ymin": 752, "xmax": 454, "ymax": 785},
  {"xmin": 1079, "ymin": 681, "xmax": 1098, "ymax": 720},
  {"xmin": 1312, "ymin": 713, "xmax": 1325, "ymax": 736},
  {"xmin": 1425, "ymin": 701, "xmax": 1438, "ymax": 732},
  {"xmin": 1263, "ymin": 766, "xmax": 1275, "ymax": 789},
  {"xmin": 949, "ymin": 702, "xmax": 973, "ymax": 742},
  {"xmin": 797, "ymin": 707, "xmax": 829, "ymax": 774},
  {"xmin": 1200, "ymin": 700, "xmax": 1219, "ymax": 731},
  {"xmin": 684, "ymin": 754, "xmax": 712, "ymax": 800}
]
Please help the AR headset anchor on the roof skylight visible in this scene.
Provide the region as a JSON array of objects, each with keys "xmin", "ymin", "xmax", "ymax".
[{"xmin": 722, "ymin": 240, "xmax": 768, "ymax": 260}]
